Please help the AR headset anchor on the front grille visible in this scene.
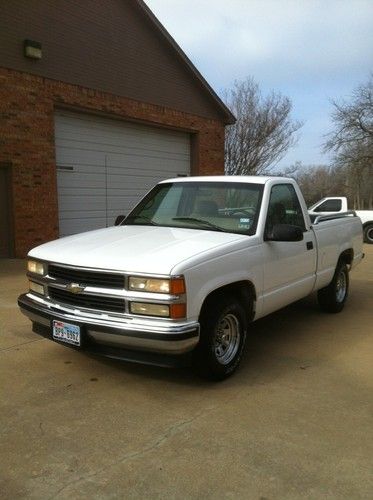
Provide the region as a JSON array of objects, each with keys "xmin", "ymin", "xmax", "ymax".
[
  {"xmin": 48, "ymin": 264, "xmax": 124, "ymax": 289},
  {"xmin": 49, "ymin": 287, "xmax": 125, "ymax": 313}
]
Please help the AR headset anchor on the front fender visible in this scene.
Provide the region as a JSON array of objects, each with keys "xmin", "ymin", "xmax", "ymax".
[{"xmin": 182, "ymin": 245, "xmax": 263, "ymax": 321}]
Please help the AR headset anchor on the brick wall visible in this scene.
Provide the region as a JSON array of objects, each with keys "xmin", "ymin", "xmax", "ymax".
[{"xmin": 0, "ymin": 67, "xmax": 225, "ymax": 257}]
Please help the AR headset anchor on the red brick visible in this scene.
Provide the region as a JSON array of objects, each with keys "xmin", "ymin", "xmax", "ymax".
[{"xmin": 0, "ymin": 68, "xmax": 225, "ymax": 257}]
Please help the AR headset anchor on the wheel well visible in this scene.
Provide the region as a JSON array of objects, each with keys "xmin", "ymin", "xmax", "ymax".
[
  {"xmin": 200, "ymin": 281, "xmax": 256, "ymax": 322},
  {"xmin": 363, "ymin": 222, "xmax": 373, "ymax": 229},
  {"xmin": 339, "ymin": 249, "xmax": 353, "ymax": 267}
]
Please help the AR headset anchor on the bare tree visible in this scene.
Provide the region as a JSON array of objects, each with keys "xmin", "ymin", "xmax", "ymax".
[
  {"xmin": 294, "ymin": 164, "xmax": 347, "ymax": 206},
  {"xmin": 272, "ymin": 160, "xmax": 302, "ymax": 178},
  {"xmin": 324, "ymin": 76, "xmax": 373, "ymax": 167},
  {"xmin": 224, "ymin": 78, "xmax": 303, "ymax": 175},
  {"xmin": 324, "ymin": 76, "xmax": 373, "ymax": 208}
]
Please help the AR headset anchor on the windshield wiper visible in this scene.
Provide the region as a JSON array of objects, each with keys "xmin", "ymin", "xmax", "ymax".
[
  {"xmin": 125, "ymin": 215, "xmax": 158, "ymax": 226},
  {"xmin": 172, "ymin": 217, "xmax": 228, "ymax": 232}
]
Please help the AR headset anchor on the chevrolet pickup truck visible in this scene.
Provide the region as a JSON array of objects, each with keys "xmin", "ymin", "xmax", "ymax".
[
  {"xmin": 18, "ymin": 176, "xmax": 364, "ymax": 379},
  {"xmin": 308, "ymin": 197, "xmax": 373, "ymax": 244}
]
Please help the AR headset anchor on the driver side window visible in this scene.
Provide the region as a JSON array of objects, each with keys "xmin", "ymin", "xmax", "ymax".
[
  {"xmin": 314, "ymin": 199, "xmax": 342, "ymax": 212},
  {"xmin": 266, "ymin": 184, "xmax": 306, "ymax": 233}
]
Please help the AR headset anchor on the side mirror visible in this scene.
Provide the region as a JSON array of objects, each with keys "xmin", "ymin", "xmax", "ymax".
[
  {"xmin": 265, "ymin": 224, "xmax": 304, "ymax": 242},
  {"xmin": 114, "ymin": 215, "xmax": 126, "ymax": 226}
]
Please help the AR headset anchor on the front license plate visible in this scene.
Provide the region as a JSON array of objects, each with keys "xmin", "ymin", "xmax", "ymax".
[{"xmin": 53, "ymin": 320, "xmax": 81, "ymax": 346}]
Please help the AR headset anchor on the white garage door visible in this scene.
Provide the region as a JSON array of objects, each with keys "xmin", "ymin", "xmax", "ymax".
[{"xmin": 54, "ymin": 110, "xmax": 191, "ymax": 236}]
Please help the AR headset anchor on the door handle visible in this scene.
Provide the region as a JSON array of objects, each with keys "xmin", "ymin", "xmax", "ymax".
[{"xmin": 306, "ymin": 241, "xmax": 314, "ymax": 250}]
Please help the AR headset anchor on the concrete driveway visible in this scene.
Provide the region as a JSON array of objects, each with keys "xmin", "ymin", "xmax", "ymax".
[{"xmin": 1, "ymin": 248, "xmax": 372, "ymax": 499}]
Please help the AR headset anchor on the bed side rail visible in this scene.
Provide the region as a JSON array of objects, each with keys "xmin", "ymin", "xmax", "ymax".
[{"xmin": 312, "ymin": 210, "xmax": 357, "ymax": 225}]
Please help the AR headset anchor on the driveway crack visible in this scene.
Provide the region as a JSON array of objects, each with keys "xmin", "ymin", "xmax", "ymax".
[
  {"xmin": 0, "ymin": 338, "xmax": 44, "ymax": 352},
  {"xmin": 48, "ymin": 405, "xmax": 216, "ymax": 499}
]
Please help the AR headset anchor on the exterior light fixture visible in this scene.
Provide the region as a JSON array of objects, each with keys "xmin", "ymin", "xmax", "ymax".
[{"xmin": 24, "ymin": 39, "xmax": 42, "ymax": 60}]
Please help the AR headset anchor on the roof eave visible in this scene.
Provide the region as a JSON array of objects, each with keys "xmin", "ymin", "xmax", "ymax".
[{"xmin": 135, "ymin": 0, "xmax": 236, "ymax": 125}]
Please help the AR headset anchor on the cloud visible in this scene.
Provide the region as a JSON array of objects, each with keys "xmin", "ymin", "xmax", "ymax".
[
  {"xmin": 145, "ymin": 0, "xmax": 373, "ymax": 166},
  {"xmin": 147, "ymin": 0, "xmax": 372, "ymax": 83}
]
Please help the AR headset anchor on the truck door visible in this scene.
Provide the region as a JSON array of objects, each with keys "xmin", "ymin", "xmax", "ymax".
[{"xmin": 261, "ymin": 183, "xmax": 317, "ymax": 315}]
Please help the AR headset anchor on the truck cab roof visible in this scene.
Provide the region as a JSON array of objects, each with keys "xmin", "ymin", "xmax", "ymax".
[{"xmin": 160, "ymin": 175, "xmax": 294, "ymax": 185}]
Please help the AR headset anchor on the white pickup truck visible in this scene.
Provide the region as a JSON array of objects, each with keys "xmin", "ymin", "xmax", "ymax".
[
  {"xmin": 18, "ymin": 176, "xmax": 364, "ymax": 379},
  {"xmin": 309, "ymin": 197, "xmax": 373, "ymax": 244}
]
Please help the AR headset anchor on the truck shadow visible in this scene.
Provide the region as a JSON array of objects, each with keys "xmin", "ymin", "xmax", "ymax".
[
  {"xmin": 238, "ymin": 284, "xmax": 365, "ymax": 386},
  {"xmin": 240, "ymin": 294, "xmax": 324, "ymax": 383},
  {"xmin": 84, "ymin": 292, "xmax": 350, "ymax": 387}
]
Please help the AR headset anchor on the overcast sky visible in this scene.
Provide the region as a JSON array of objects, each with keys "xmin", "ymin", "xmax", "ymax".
[{"xmin": 146, "ymin": 0, "xmax": 373, "ymax": 169}]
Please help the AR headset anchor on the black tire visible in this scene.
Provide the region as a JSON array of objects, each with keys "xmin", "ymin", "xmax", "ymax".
[
  {"xmin": 193, "ymin": 295, "xmax": 248, "ymax": 380},
  {"xmin": 317, "ymin": 261, "xmax": 349, "ymax": 313},
  {"xmin": 363, "ymin": 224, "xmax": 373, "ymax": 244}
]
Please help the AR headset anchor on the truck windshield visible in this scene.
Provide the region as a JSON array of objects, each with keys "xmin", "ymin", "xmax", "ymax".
[{"xmin": 125, "ymin": 181, "xmax": 264, "ymax": 235}]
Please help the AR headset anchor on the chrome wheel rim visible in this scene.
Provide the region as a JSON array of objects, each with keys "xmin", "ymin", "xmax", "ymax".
[
  {"xmin": 367, "ymin": 227, "xmax": 373, "ymax": 243},
  {"xmin": 214, "ymin": 313, "xmax": 241, "ymax": 365},
  {"xmin": 336, "ymin": 270, "xmax": 347, "ymax": 303}
]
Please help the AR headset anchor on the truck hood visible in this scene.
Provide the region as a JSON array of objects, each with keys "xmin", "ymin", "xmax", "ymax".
[{"xmin": 29, "ymin": 225, "xmax": 248, "ymax": 275}]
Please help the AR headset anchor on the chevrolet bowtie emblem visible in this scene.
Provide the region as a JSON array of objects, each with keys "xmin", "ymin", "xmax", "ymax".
[{"xmin": 66, "ymin": 283, "xmax": 85, "ymax": 294}]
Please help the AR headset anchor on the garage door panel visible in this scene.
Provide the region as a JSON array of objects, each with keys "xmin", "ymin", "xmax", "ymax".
[
  {"xmin": 55, "ymin": 111, "xmax": 190, "ymax": 236},
  {"xmin": 105, "ymin": 186, "xmax": 149, "ymax": 196},
  {"xmin": 59, "ymin": 218, "xmax": 108, "ymax": 237},
  {"xmin": 58, "ymin": 165, "xmax": 105, "ymax": 176},
  {"xmin": 107, "ymin": 148, "xmax": 189, "ymax": 163},
  {"xmin": 58, "ymin": 194, "xmax": 106, "ymax": 211},
  {"xmin": 107, "ymin": 191, "xmax": 150, "ymax": 208},
  {"xmin": 56, "ymin": 155, "xmax": 189, "ymax": 175},
  {"xmin": 106, "ymin": 174, "xmax": 175, "ymax": 190},
  {"xmin": 59, "ymin": 209, "xmax": 107, "ymax": 220},
  {"xmin": 106, "ymin": 161, "xmax": 189, "ymax": 179},
  {"xmin": 56, "ymin": 118, "xmax": 189, "ymax": 149},
  {"xmin": 107, "ymin": 200, "xmax": 131, "ymax": 212},
  {"xmin": 56, "ymin": 131, "xmax": 189, "ymax": 159},
  {"xmin": 55, "ymin": 146, "xmax": 106, "ymax": 166},
  {"xmin": 58, "ymin": 171, "xmax": 168, "ymax": 194},
  {"xmin": 107, "ymin": 186, "xmax": 155, "ymax": 205},
  {"xmin": 57, "ymin": 172, "xmax": 105, "ymax": 189},
  {"xmin": 58, "ymin": 187, "xmax": 106, "ymax": 197},
  {"xmin": 136, "ymin": 162, "xmax": 188, "ymax": 175}
]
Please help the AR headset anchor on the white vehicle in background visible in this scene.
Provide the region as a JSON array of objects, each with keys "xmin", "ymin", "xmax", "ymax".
[{"xmin": 308, "ymin": 197, "xmax": 373, "ymax": 244}]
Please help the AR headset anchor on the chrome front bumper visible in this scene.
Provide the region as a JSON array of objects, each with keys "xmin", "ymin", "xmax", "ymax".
[{"xmin": 18, "ymin": 293, "xmax": 200, "ymax": 358}]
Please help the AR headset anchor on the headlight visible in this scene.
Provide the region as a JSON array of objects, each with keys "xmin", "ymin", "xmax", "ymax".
[
  {"xmin": 27, "ymin": 260, "xmax": 45, "ymax": 276},
  {"xmin": 130, "ymin": 302, "xmax": 170, "ymax": 317},
  {"xmin": 29, "ymin": 280, "xmax": 45, "ymax": 296},
  {"xmin": 129, "ymin": 276, "xmax": 185, "ymax": 294}
]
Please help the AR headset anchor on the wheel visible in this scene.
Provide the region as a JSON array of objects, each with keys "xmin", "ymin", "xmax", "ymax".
[
  {"xmin": 363, "ymin": 224, "xmax": 373, "ymax": 244},
  {"xmin": 193, "ymin": 296, "xmax": 248, "ymax": 380},
  {"xmin": 317, "ymin": 261, "xmax": 349, "ymax": 313}
]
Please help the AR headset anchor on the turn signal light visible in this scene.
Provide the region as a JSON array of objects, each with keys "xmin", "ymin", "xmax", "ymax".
[
  {"xmin": 170, "ymin": 303, "xmax": 186, "ymax": 319},
  {"xmin": 170, "ymin": 277, "xmax": 186, "ymax": 295}
]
